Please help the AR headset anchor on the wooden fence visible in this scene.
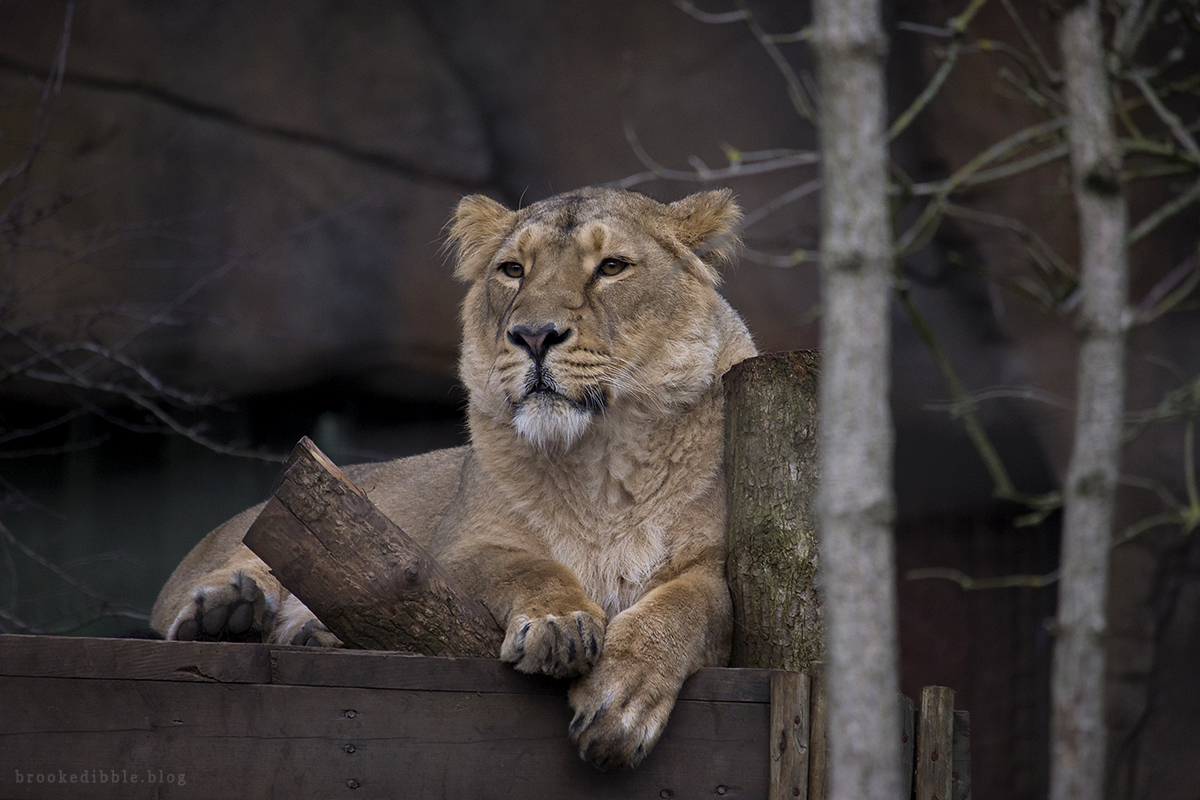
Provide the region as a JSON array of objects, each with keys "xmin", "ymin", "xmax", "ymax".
[{"xmin": 0, "ymin": 634, "xmax": 968, "ymax": 799}]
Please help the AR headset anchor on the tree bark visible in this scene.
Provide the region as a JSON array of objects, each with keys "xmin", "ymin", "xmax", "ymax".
[
  {"xmin": 1051, "ymin": 3, "xmax": 1129, "ymax": 799},
  {"xmin": 724, "ymin": 350, "xmax": 823, "ymax": 672},
  {"xmin": 811, "ymin": 0, "xmax": 902, "ymax": 795},
  {"xmin": 242, "ymin": 437, "xmax": 503, "ymax": 657}
]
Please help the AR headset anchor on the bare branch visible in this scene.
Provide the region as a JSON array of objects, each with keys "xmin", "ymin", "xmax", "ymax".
[
  {"xmin": 1128, "ymin": 70, "xmax": 1200, "ymax": 164},
  {"xmin": 614, "ymin": 119, "xmax": 819, "ymax": 188},
  {"xmin": 671, "ymin": 0, "xmax": 749, "ymax": 25},
  {"xmin": 905, "ymin": 566, "xmax": 1061, "ymax": 590},
  {"xmin": 1127, "ymin": 176, "xmax": 1200, "ymax": 244},
  {"xmin": 888, "ymin": 0, "xmax": 990, "ymax": 140},
  {"xmin": 998, "ymin": 0, "xmax": 1057, "ymax": 82}
]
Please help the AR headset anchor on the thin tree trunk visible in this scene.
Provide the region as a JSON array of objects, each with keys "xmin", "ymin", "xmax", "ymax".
[
  {"xmin": 811, "ymin": 0, "xmax": 901, "ymax": 796},
  {"xmin": 724, "ymin": 350, "xmax": 822, "ymax": 672},
  {"xmin": 1051, "ymin": 3, "xmax": 1129, "ymax": 799}
]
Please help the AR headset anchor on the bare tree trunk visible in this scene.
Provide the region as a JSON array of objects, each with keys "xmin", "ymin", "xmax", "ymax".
[
  {"xmin": 724, "ymin": 350, "xmax": 822, "ymax": 672},
  {"xmin": 1052, "ymin": 3, "xmax": 1129, "ymax": 799},
  {"xmin": 811, "ymin": 0, "xmax": 901, "ymax": 796}
]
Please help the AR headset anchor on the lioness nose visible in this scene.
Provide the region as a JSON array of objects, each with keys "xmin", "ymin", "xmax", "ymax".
[{"xmin": 508, "ymin": 324, "xmax": 570, "ymax": 360}]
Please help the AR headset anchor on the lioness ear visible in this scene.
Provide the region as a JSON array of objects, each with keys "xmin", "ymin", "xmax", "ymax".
[
  {"xmin": 447, "ymin": 194, "xmax": 516, "ymax": 282},
  {"xmin": 665, "ymin": 189, "xmax": 742, "ymax": 284}
]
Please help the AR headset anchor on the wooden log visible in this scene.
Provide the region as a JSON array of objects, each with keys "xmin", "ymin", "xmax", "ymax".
[
  {"xmin": 242, "ymin": 437, "xmax": 503, "ymax": 657},
  {"xmin": 769, "ymin": 670, "xmax": 812, "ymax": 800},
  {"xmin": 724, "ymin": 350, "xmax": 822, "ymax": 672},
  {"xmin": 914, "ymin": 685, "xmax": 956, "ymax": 800}
]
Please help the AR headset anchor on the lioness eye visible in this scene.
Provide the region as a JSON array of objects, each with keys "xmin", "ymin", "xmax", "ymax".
[
  {"xmin": 499, "ymin": 261, "xmax": 524, "ymax": 279},
  {"xmin": 597, "ymin": 258, "xmax": 628, "ymax": 277}
]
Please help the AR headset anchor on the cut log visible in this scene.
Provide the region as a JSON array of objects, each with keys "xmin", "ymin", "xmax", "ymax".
[
  {"xmin": 242, "ymin": 437, "xmax": 503, "ymax": 657},
  {"xmin": 724, "ymin": 350, "xmax": 823, "ymax": 672}
]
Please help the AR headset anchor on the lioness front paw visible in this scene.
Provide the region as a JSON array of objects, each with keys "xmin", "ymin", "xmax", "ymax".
[
  {"xmin": 568, "ymin": 655, "xmax": 680, "ymax": 771},
  {"xmin": 169, "ymin": 571, "xmax": 274, "ymax": 643},
  {"xmin": 500, "ymin": 610, "xmax": 605, "ymax": 679},
  {"xmin": 273, "ymin": 594, "xmax": 342, "ymax": 647}
]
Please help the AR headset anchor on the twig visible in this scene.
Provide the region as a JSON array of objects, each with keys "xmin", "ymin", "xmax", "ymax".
[
  {"xmin": 905, "ymin": 566, "xmax": 1061, "ymax": 590},
  {"xmin": 1127, "ymin": 177, "xmax": 1200, "ymax": 245},
  {"xmin": 671, "ymin": 0, "xmax": 748, "ymax": 25},
  {"xmin": 921, "ymin": 385, "xmax": 1074, "ymax": 412},
  {"xmin": 741, "ymin": 178, "xmax": 823, "ymax": 229},
  {"xmin": 1133, "ymin": 248, "xmax": 1199, "ymax": 324},
  {"xmin": 615, "ymin": 120, "xmax": 819, "ymax": 188},
  {"xmin": 896, "ymin": 282, "xmax": 1018, "ymax": 498},
  {"xmin": 889, "ymin": 0, "xmax": 990, "ymax": 140},
  {"xmin": 1128, "ymin": 70, "xmax": 1200, "ymax": 164},
  {"xmin": 998, "ymin": 0, "xmax": 1057, "ymax": 82}
]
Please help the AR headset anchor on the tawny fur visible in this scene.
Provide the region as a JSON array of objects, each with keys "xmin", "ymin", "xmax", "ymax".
[{"xmin": 150, "ymin": 187, "xmax": 757, "ymax": 770}]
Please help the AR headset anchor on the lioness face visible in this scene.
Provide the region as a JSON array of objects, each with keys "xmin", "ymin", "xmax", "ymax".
[{"xmin": 449, "ymin": 188, "xmax": 740, "ymax": 451}]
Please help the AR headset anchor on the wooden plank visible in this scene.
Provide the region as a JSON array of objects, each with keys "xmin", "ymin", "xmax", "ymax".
[
  {"xmin": 271, "ymin": 646, "xmax": 773, "ymax": 702},
  {"xmin": 270, "ymin": 647, "xmax": 560, "ymax": 695},
  {"xmin": 0, "ymin": 634, "xmax": 271, "ymax": 684},
  {"xmin": 769, "ymin": 671, "xmax": 811, "ymax": 800},
  {"xmin": 914, "ymin": 686, "xmax": 955, "ymax": 800},
  {"xmin": 951, "ymin": 710, "xmax": 972, "ymax": 800},
  {"xmin": 0, "ymin": 634, "xmax": 773, "ymax": 703},
  {"xmin": 0, "ymin": 676, "xmax": 769, "ymax": 800},
  {"xmin": 806, "ymin": 662, "xmax": 828, "ymax": 800},
  {"xmin": 900, "ymin": 693, "xmax": 916, "ymax": 800}
]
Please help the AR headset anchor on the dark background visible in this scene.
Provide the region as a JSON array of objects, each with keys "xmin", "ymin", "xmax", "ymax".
[{"xmin": 2, "ymin": 2, "xmax": 1198, "ymax": 798}]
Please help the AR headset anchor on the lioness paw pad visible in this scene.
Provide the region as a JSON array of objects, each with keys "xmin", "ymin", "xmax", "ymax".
[
  {"xmin": 169, "ymin": 571, "xmax": 273, "ymax": 643},
  {"xmin": 500, "ymin": 610, "xmax": 604, "ymax": 679}
]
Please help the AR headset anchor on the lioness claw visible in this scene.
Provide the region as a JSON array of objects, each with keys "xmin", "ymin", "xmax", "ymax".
[{"xmin": 501, "ymin": 610, "xmax": 605, "ymax": 679}]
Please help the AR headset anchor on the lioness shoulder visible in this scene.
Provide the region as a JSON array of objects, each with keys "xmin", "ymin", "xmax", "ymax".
[{"xmin": 150, "ymin": 187, "xmax": 756, "ymax": 769}]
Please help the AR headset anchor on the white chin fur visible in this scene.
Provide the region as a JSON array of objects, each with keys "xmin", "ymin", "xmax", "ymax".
[{"xmin": 513, "ymin": 396, "xmax": 592, "ymax": 451}]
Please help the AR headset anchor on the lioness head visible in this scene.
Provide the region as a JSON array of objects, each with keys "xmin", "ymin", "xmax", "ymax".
[{"xmin": 448, "ymin": 187, "xmax": 746, "ymax": 452}]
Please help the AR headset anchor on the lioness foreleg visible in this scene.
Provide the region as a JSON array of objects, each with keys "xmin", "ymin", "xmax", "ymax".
[
  {"xmin": 567, "ymin": 565, "xmax": 732, "ymax": 770},
  {"xmin": 449, "ymin": 544, "xmax": 607, "ymax": 680}
]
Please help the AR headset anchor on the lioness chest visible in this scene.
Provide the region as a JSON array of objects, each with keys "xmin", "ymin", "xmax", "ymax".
[
  {"xmin": 546, "ymin": 515, "xmax": 671, "ymax": 619},
  {"xmin": 511, "ymin": 458, "xmax": 710, "ymax": 620}
]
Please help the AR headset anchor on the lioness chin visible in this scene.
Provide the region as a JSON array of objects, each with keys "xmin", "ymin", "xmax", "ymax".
[{"xmin": 150, "ymin": 186, "xmax": 757, "ymax": 770}]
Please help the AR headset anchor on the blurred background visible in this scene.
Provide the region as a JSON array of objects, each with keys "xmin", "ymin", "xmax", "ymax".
[{"xmin": 2, "ymin": 1, "xmax": 1198, "ymax": 797}]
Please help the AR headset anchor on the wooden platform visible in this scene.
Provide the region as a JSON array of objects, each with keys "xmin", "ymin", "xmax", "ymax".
[
  {"xmin": 0, "ymin": 634, "xmax": 776, "ymax": 799},
  {"xmin": 0, "ymin": 634, "xmax": 971, "ymax": 799}
]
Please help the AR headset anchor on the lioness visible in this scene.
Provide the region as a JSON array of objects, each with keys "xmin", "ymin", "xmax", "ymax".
[{"xmin": 151, "ymin": 186, "xmax": 757, "ymax": 770}]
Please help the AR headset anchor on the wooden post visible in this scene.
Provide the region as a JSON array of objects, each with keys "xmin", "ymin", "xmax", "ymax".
[
  {"xmin": 723, "ymin": 350, "xmax": 822, "ymax": 672},
  {"xmin": 901, "ymin": 693, "xmax": 916, "ymax": 799},
  {"xmin": 952, "ymin": 710, "xmax": 972, "ymax": 800},
  {"xmin": 242, "ymin": 437, "xmax": 503, "ymax": 657},
  {"xmin": 914, "ymin": 685, "xmax": 956, "ymax": 800},
  {"xmin": 806, "ymin": 663, "xmax": 828, "ymax": 800},
  {"xmin": 770, "ymin": 671, "xmax": 812, "ymax": 800}
]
